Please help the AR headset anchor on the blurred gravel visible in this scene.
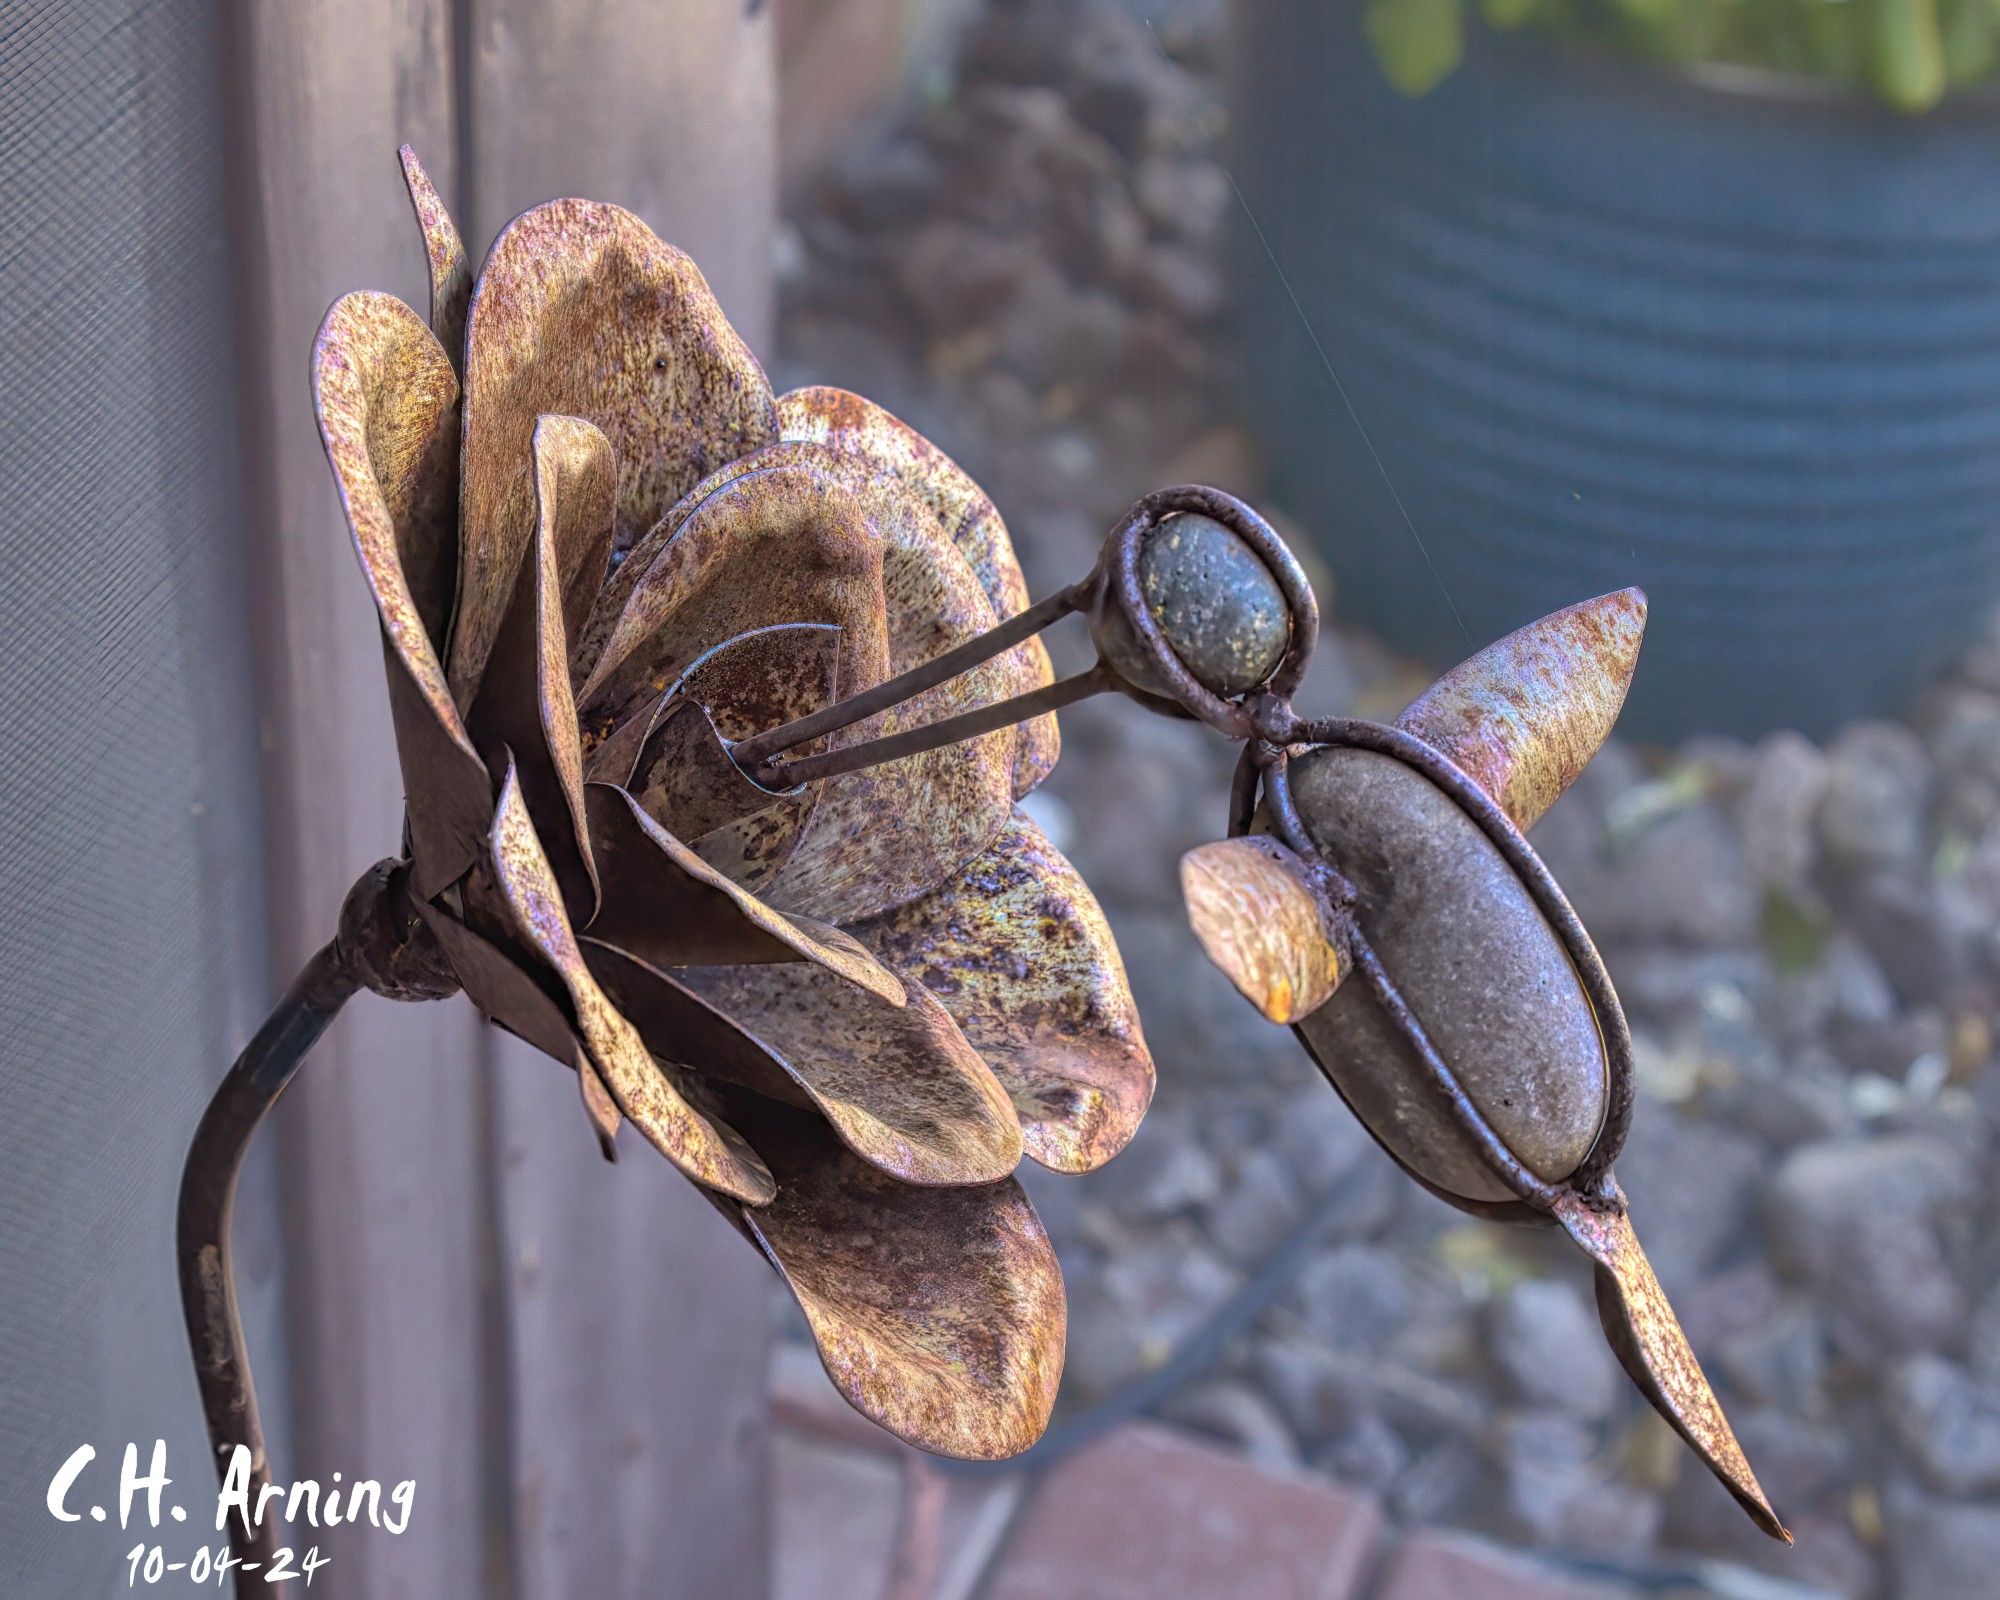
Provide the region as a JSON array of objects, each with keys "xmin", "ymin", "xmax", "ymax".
[{"xmin": 777, "ymin": 3, "xmax": 2000, "ymax": 1595}]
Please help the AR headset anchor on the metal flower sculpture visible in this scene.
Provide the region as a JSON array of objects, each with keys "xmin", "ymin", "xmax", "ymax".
[
  {"xmin": 178, "ymin": 149, "xmax": 1157, "ymax": 1580},
  {"xmin": 180, "ymin": 145, "xmax": 1785, "ymax": 1590}
]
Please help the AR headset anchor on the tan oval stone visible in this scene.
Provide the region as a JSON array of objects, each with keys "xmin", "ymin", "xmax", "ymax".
[{"xmin": 1289, "ymin": 746, "xmax": 1606, "ymax": 1203}]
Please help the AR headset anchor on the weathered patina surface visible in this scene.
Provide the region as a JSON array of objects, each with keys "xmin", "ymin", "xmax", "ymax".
[
  {"xmin": 280, "ymin": 147, "xmax": 1162, "ymax": 1471},
  {"xmin": 1396, "ymin": 587, "xmax": 1647, "ymax": 834},
  {"xmin": 1180, "ymin": 834, "xmax": 1347, "ymax": 1025}
]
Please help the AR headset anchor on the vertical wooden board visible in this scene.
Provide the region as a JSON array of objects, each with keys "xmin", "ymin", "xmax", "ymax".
[
  {"xmin": 463, "ymin": 0, "xmax": 778, "ymax": 347},
  {"xmin": 465, "ymin": 2, "xmax": 778, "ymax": 1593},
  {"xmin": 228, "ymin": 4, "xmax": 497, "ymax": 1595},
  {"xmin": 491, "ymin": 1041, "xmax": 773, "ymax": 1599}
]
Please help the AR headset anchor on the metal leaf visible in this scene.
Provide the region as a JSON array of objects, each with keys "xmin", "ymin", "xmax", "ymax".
[
  {"xmin": 449, "ymin": 197, "xmax": 777, "ymax": 706},
  {"xmin": 1395, "ymin": 588, "xmax": 1647, "ymax": 833},
  {"xmin": 778, "ymin": 386, "xmax": 1060, "ymax": 796},
  {"xmin": 1554, "ymin": 1190, "xmax": 1790, "ymax": 1544},
  {"xmin": 596, "ymin": 942, "xmax": 1023, "ymax": 1186},
  {"xmin": 857, "ymin": 810, "xmax": 1154, "ymax": 1175},
  {"xmin": 396, "ymin": 145, "xmax": 469, "ymax": 370},
  {"xmin": 467, "ymin": 415, "xmax": 614, "ymax": 921},
  {"xmin": 487, "ymin": 765, "xmax": 774, "ymax": 1204},
  {"xmin": 311, "ymin": 290, "xmax": 491, "ymax": 896},
  {"xmin": 719, "ymin": 1094, "xmax": 1065, "ymax": 1460},
  {"xmin": 580, "ymin": 781, "xmax": 906, "ymax": 1007},
  {"xmin": 1180, "ymin": 835, "xmax": 1348, "ymax": 1025}
]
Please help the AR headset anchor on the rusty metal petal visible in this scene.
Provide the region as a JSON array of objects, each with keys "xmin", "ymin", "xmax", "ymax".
[
  {"xmin": 1553, "ymin": 1190, "xmax": 1790, "ymax": 1543},
  {"xmin": 856, "ymin": 810, "xmax": 1154, "ymax": 1175},
  {"xmin": 718, "ymin": 1094, "xmax": 1064, "ymax": 1459},
  {"xmin": 576, "ymin": 459, "xmax": 889, "ymax": 743},
  {"xmin": 581, "ymin": 781, "xmax": 905, "ymax": 1006},
  {"xmin": 487, "ymin": 766, "xmax": 773, "ymax": 1203},
  {"xmin": 1396, "ymin": 588, "xmax": 1647, "ymax": 833},
  {"xmin": 1181, "ymin": 835, "xmax": 1349, "ymax": 1025},
  {"xmin": 629, "ymin": 623, "xmax": 840, "ymax": 892},
  {"xmin": 413, "ymin": 894, "xmax": 621, "ymax": 1157},
  {"xmin": 596, "ymin": 942, "xmax": 1022, "ymax": 1186},
  {"xmin": 312, "ymin": 291, "xmax": 491, "ymax": 896},
  {"xmin": 467, "ymin": 415, "xmax": 614, "ymax": 919},
  {"xmin": 777, "ymin": 386, "xmax": 1060, "ymax": 796},
  {"xmin": 631, "ymin": 701, "xmax": 793, "ymax": 842},
  {"xmin": 450, "ymin": 197, "xmax": 777, "ymax": 706},
  {"xmin": 751, "ymin": 453, "xmax": 1022, "ymax": 924},
  {"xmin": 397, "ymin": 145, "xmax": 469, "ymax": 370}
]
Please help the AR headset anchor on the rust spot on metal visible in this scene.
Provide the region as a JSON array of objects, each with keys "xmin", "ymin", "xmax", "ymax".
[
  {"xmin": 1396, "ymin": 588, "xmax": 1647, "ymax": 833},
  {"xmin": 451, "ymin": 197, "xmax": 779, "ymax": 707},
  {"xmin": 312, "ymin": 290, "xmax": 492, "ymax": 896},
  {"xmin": 396, "ymin": 145, "xmax": 469, "ymax": 370},
  {"xmin": 778, "ymin": 385, "xmax": 1061, "ymax": 796},
  {"xmin": 718, "ymin": 1092, "xmax": 1066, "ymax": 1461},
  {"xmin": 1556, "ymin": 1189, "xmax": 1791, "ymax": 1544},
  {"xmin": 858, "ymin": 810, "xmax": 1155, "ymax": 1174}
]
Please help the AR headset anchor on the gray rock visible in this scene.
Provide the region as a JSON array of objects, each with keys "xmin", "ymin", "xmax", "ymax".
[
  {"xmin": 1272, "ymin": 1080, "xmax": 1379, "ymax": 1198},
  {"xmin": 892, "ymin": 217, "xmax": 1034, "ymax": 335},
  {"xmin": 1248, "ymin": 1332, "xmax": 1354, "ymax": 1442},
  {"xmin": 1389, "ymin": 1438, "xmax": 1486, "ymax": 1526},
  {"xmin": 1093, "ymin": 1109, "xmax": 1222, "ymax": 1218},
  {"xmin": 1764, "ymin": 1137, "xmax": 1973, "ymax": 1359},
  {"xmin": 1315, "ymin": 1412, "xmax": 1409, "ymax": 1488},
  {"xmin": 1819, "ymin": 723, "xmax": 1932, "ymax": 874},
  {"xmin": 1887, "ymin": 1486, "xmax": 2000, "ymax": 1600},
  {"xmin": 1572, "ymin": 800, "xmax": 1762, "ymax": 948},
  {"xmin": 1495, "ymin": 1409, "xmax": 1601, "ymax": 1546},
  {"xmin": 1205, "ymin": 1146, "xmax": 1303, "ymax": 1261},
  {"xmin": 1714, "ymin": 1300, "xmax": 1829, "ymax": 1417},
  {"xmin": 1614, "ymin": 1107, "xmax": 1764, "ymax": 1287},
  {"xmin": 1486, "ymin": 1278, "xmax": 1621, "ymax": 1422},
  {"xmin": 1294, "ymin": 1244, "xmax": 1412, "ymax": 1356},
  {"xmin": 1552, "ymin": 1480, "xmax": 1664, "ymax": 1559},
  {"xmin": 1763, "ymin": 1136, "xmax": 1974, "ymax": 1282},
  {"xmin": 1063, "ymin": 1240, "xmax": 1238, "ymax": 1396},
  {"xmin": 1885, "ymin": 1356, "xmax": 2000, "ymax": 1497},
  {"xmin": 1927, "ymin": 687, "xmax": 2000, "ymax": 789},
  {"xmin": 1966, "ymin": 1280, "xmax": 2000, "ymax": 1384},
  {"xmin": 1133, "ymin": 154, "xmax": 1231, "ymax": 243},
  {"xmin": 1737, "ymin": 729, "xmax": 1830, "ymax": 890}
]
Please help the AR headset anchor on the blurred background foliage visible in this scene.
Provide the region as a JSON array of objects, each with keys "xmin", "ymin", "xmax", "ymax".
[{"xmin": 1365, "ymin": 0, "xmax": 2000, "ymax": 110}]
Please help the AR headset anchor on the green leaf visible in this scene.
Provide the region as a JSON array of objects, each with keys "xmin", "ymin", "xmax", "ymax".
[
  {"xmin": 1367, "ymin": 0, "xmax": 1467, "ymax": 95},
  {"xmin": 1873, "ymin": 0, "xmax": 1949, "ymax": 110}
]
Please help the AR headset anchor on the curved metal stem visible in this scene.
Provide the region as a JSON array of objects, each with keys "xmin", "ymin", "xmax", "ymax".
[{"xmin": 177, "ymin": 941, "xmax": 358, "ymax": 1592}]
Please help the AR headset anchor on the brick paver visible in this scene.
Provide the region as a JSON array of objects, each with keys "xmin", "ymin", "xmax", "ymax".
[{"xmin": 984, "ymin": 1420, "xmax": 1384, "ymax": 1600}]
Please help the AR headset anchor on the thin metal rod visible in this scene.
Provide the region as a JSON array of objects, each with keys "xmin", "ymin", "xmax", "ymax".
[
  {"xmin": 732, "ymin": 583, "xmax": 1089, "ymax": 768},
  {"xmin": 763, "ymin": 666, "xmax": 1112, "ymax": 787},
  {"xmin": 178, "ymin": 941, "xmax": 358, "ymax": 1593},
  {"xmin": 1347, "ymin": 931, "xmax": 1558, "ymax": 1210}
]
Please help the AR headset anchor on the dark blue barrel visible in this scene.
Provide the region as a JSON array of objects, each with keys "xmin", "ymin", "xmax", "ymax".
[{"xmin": 1230, "ymin": 7, "xmax": 2000, "ymax": 738}]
